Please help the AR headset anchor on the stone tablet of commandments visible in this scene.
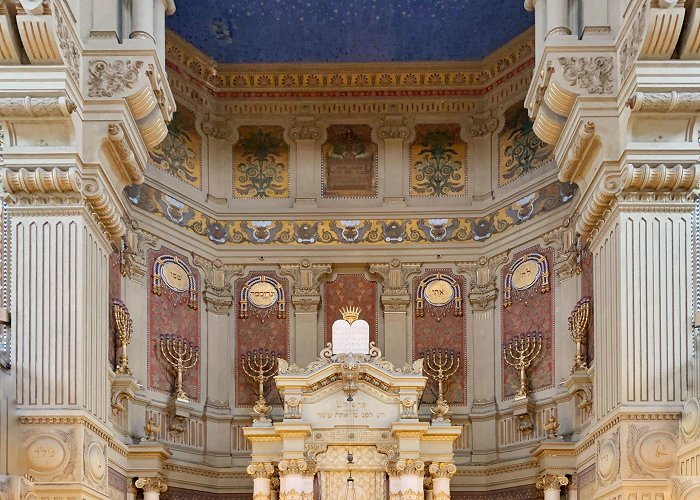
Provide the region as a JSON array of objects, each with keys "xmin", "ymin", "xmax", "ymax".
[{"xmin": 332, "ymin": 307, "xmax": 370, "ymax": 355}]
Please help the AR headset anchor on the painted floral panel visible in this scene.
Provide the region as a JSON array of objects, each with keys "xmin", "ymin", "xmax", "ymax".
[
  {"xmin": 410, "ymin": 124, "xmax": 467, "ymax": 197},
  {"xmin": 149, "ymin": 106, "xmax": 202, "ymax": 189},
  {"xmin": 498, "ymin": 102, "xmax": 553, "ymax": 186},
  {"xmin": 233, "ymin": 126, "xmax": 289, "ymax": 198}
]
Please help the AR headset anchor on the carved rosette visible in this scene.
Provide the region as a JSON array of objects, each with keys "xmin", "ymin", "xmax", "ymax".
[
  {"xmin": 247, "ymin": 462, "xmax": 275, "ymax": 479},
  {"xmin": 536, "ymin": 474, "xmax": 569, "ymax": 491},
  {"xmin": 428, "ymin": 462, "xmax": 456, "ymax": 479},
  {"xmin": 135, "ymin": 477, "xmax": 168, "ymax": 493}
]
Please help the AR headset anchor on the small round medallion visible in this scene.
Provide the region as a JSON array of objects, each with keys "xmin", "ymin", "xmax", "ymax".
[
  {"xmin": 424, "ymin": 279, "xmax": 454, "ymax": 306},
  {"xmin": 248, "ymin": 281, "xmax": 279, "ymax": 308},
  {"xmin": 160, "ymin": 260, "xmax": 190, "ymax": 292},
  {"xmin": 511, "ymin": 260, "xmax": 541, "ymax": 290}
]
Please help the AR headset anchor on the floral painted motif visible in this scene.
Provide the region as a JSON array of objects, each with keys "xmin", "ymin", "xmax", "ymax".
[
  {"xmin": 149, "ymin": 107, "xmax": 202, "ymax": 189},
  {"xmin": 410, "ymin": 124, "xmax": 467, "ymax": 197},
  {"xmin": 125, "ymin": 180, "xmax": 575, "ymax": 246},
  {"xmin": 233, "ymin": 126, "xmax": 289, "ymax": 198},
  {"xmin": 498, "ymin": 103, "xmax": 553, "ymax": 186}
]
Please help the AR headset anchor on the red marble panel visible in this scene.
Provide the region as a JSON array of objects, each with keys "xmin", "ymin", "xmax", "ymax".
[
  {"xmin": 164, "ymin": 489, "xmax": 249, "ymax": 500},
  {"xmin": 147, "ymin": 248, "xmax": 201, "ymax": 401},
  {"xmin": 108, "ymin": 252, "xmax": 121, "ymax": 369},
  {"xmin": 581, "ymin": 249, "xmax": 594, "ymax": 364},
  {"xmin": 235, "ymin": 272, "xmax": 289, "ymax": 407},
  {"xmin": 412, "ymin": 270, "xmax": 466, "ymax": 405},
  {"xmin": 323, "ymin": 273, "xmax": 378, "ymax": 345},
  {"xmin": 501, "ymin": 247, "xmax": 554, "ymax": 399},
  {"xmin": 452, "ymin": 486, "xmax": 541, "ymax": 499}
]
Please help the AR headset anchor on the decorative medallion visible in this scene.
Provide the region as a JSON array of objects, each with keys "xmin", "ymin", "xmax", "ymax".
[
  {"xmin": 503, "ymin": 253, "xmax": 550, "ymax": 307},
  {"xmin": 233, "ymin": 125, "xmax": 289, "ymax": 198},
  {"xmin": 415, "ymin": 273, "xmax": 462, "ymax": 321},
  {"xmin": 322, "ymin": 124, "xmax": 378, "ymax": 198},
  {"xmin": 410, "ymin": 124, "xmax": 467, "ymax": 197},
  {"xmin": 152, "ymin": 255, "xmax": 198, "ymax": 309},
  {"xmin": 682, "ymin": 398, "xmax": 700, "ymax": 441},
  {"xmin": 27, "ymin": 435, "xmax": 68, "ymax": 473},
  {"xmin": 597, "ymin": 438, "xmax": 618, "ymax": 483},
  {"xmin": 240, "ymin": 275, "xmax": 286, "ymax": 322}
]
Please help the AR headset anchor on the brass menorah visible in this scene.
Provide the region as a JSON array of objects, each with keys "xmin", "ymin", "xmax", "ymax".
[
  {"xmin": 159, "ymin": 334, "xmax": 199, "ymax": 402},
  {"xmin": 503, "ymin": 332, "xmax": 543, "ymax": 399},
  {"xmin": 113, "ymin": 299, "xmax": 133, "ymax": 375},
  {"xmin": 421, "ymin": 348, "xmax": 461, "ymax": 424},
  {"xmin": 242, "ymin": 349, "xmax": 277, "ymax": 423},
  {"xmin": 569, "ymin": 297, "xmax": 591, "ymax": 372}
]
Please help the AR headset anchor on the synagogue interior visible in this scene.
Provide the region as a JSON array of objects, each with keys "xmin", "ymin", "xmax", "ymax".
[{"xmin": 0, "ymin": 0, "xmax": 699, "ymax": 499}]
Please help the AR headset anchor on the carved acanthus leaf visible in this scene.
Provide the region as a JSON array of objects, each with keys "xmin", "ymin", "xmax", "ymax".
[
  {"xmin": 558, "ymin": 56, "xmax": 614, "ymax": 94},
  {"xmin": 88, "ymin": 60, "xmax": 144, "ymax": 98}
]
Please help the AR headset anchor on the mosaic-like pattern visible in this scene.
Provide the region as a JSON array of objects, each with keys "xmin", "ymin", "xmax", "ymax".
[
  {"xmin": 412, "ymin": 270, "xmax": 466, "ymax": 405},
  {"xmin": 149, "ymin": 106, "xmax": 202, "ymax": 189},
  {"xmin": 322, "ymin": 125, "xmax": 377, "ymax": 198},
  {"xmin": 125, "ymin": 181, "xmax": 575, "ymax": 246},
  {"xmin": 501, "ymin": 247, "xmax": 554, "ymax": 399},
  {"xmin": 410, "ymin": 124, "xmax": 467, "ymax": 197},
  {"xmin": 147, "ymin": 248, "xmax": 201, "ymax": 401},
  {"xmin": 323, "ymin": 274, "xmax": 378, "ymax": 346},
  {"xmin": 498, "ymin": 102, "xmax": 553, "ymax": 186},
  {"xmin": 234, "ymin": 272, "xmax": 289, "ymax": 407},
  {"xmin": 233, "ymin": 126, "xmax": 289, "ymax": 198}
]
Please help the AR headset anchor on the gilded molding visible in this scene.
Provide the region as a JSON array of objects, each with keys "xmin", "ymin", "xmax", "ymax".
[
  {"xmin": 628, "ymin": 91, "xmax": 700, "ymax": 113},
  {"xmin": 0, "ymin": 96, "xmax": 76, "ymax": 118},
  {"xmin": 135, "ymin": 477, "xmax": 168, "ymax": 493},
  {"xmin": 107, "ymin": 123, "xmax": 145, "ymax": 184},
  {"xmin": 395, "ymin": 459, "xmax": 425, "ymax": 475},
  {"xmin": 0, "ymin": 166, "xmax": 126, "ymax": 240}
]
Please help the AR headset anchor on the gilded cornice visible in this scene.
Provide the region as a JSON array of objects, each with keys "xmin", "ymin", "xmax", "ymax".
[{"xmin": 165, "ymin": 28, "xmax": 535, "ymax": 98}]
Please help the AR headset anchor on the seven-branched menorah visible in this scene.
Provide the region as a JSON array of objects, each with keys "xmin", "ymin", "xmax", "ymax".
[
  {"xmin": 569, "ymin": 297, "xmax": 591, "ymax": 372},
  {"xmin": 421, "ymin": 348, "xmax": 461, "ymax": 424},
  {"xmin": 113, "ymin": 299, "xmax": 133, "ymax": 375},
  {"xmin": 159, "ymin": 334, "xmax": 199, "ymax": 402},
  {"xmin": 242, "ymin": 349, "xmax": 278, "ymax": 423},
  {"xmin": 502, "ymin": 332, "xmax": 543, "ymax": 399}
]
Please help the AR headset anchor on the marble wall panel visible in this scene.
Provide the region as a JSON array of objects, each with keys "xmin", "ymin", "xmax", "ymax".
[
  {"xmin": 108, "ymin": 251, "xmax": 121, "ymax": 369},
  {"xmin": 323, "ymin": 273, "xmax": 378, "ymax": 346},
  {"xmin": 581, "ymin": 249, "xmax": 594, "ymax": 364}
]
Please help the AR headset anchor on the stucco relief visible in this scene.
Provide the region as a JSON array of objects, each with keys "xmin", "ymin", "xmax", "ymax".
[
  {"xmin": 628, "ymin": 424, "xmax": 677, "ymax": 478},
  {"xmin": 558, "ymin": 56, "xmax": 614, "ymax": 95},
  {"xmin": 597, "ymin": 429, "xmax": 620, "ymax": 486},
  {"xmin": 24, "ymin": 430, "xmax": 76, "ymax": 481},
  {"xmin": 87, "ymin": 60, "xmax": 144, "ymax": 98}
]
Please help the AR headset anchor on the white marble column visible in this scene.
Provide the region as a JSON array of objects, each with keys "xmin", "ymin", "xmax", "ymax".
[
  {"xmin": 136, "ymin": 477, "xmax": 168, "ymax": 500},
  {"xmin": 278, "ymin": 459, "xmax": 313, "ymax": 500},
  {"xmin": 387, "ymin": 463, "xmax": 401, "ymax": 500},
  {"xmin": 248, "ymin": 462, "xmax": 275, "ymax": 500},
  {"xmin": 428, "ymin": 462, "xmax": 456, "ymax": 500},
  {"xmin": 395, "ymin": 459, "xmax": 424, "ymax": 500},
  {"xmin": 545, "ymin": 0, "xmax": 569, "ymax": 38},
  {"xmin": 130, "ymin": 0, "xmax": 155, "ymax": 41}
]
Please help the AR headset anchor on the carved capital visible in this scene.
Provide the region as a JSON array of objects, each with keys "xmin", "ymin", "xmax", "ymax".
[
  {"xmin": 377, "ymin": 114, "xmax": 410, "ymax": 140},
  {"xmin": 280, "ymin": 261, "xmax": 332, "ymax": 298},
  {"xmin": 201, "ymin": 118, "xmax": 232, "ymax": 140},
  {"xmin": 289, "ymin": 116, "xmax": 320, "ymax": 141},
  {"xmin": 193, "ymin": 255, "xmax": 243, "ymax": 315},
  {"xmin": 465, "ymin": 110, "xmax": 498, "ymax": 137},
  {"xmin": 121, "ymin": 221, "xmax": 158, "ymax": 283},
  {"xmin": 135, "ymin": 477, "xmax": 168, "ymax": 493},
  {"xmin": 278, "ymin": 459, "xmax": 315, "ymax": 477},
  {"xmin": 428, "ymin": 462, "xmax": 456, "ymax": 479},
  {"xmin": 247, "ymin": 462, "xmax": 275, "ymax": 479},
  {"xmin": 457, "ymin": 252, "xmax": 507, "ymax": 311},
  {"xmin": 0, "ymin": 166, "xmax": 126, "ymax": 240},
  {"xmin": 369, "ymin": 260, "xmax": 421, "ymax": 299},
  {"xmin": 291, "ymin": 295, "xmax": 321, "ymax": 313},
  {"xmin": 536, "ymin": 474, "xmax": 568, "ymax": 492},
  {"xmin": 381, "ymin": 294, "xmax": 411, "ymax": 312},
  {"xmin": 542, "ymin": 224, "xmax": 580, "ymax": 281},
  {"xmin": 395, "ymin": 459, "xmax": 425, "ymax": 476}
]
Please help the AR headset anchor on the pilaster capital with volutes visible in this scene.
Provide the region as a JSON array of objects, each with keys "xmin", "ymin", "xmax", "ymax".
[
  {"xmin": 280, "ymin": 261, "xmax": 332, "ymax": 313},
  {"xmin": 395, "ymin": 458, "xmax": 425, "ymax": 476},
  {"xmin": 247, "ymin": 462, "xmax": 275, "ymax": 479},
  {"xmin": 536, "ymin": 473, "xmax": 569, "ymax": 492},
  {"xmin": 542, "ymin": 224, "xmax": 580, "ymax": 281},
  {"xmin": 193, "ymin": 255, "xmax": 243, "ymax": 315},
  {"xmin": 289, "ymin": 116, "xmax": 321, "ymax": 141},
  {"xmin": 278, "ymin": 458, "xmax": 315, "ymax": 477},
  {"xmin": 428, "ymin": 462, "xmax": 457, "ymax": 479},
  {"xmin": 135, "ymin": 477, "xmax": 168, "ymax": 493},
  {"xmin": 377, "ymin": 114, "xmax": 411, "ymax": 140},
  {"xmin": 369, "ymin": 260, "xmax": 421, "ymax": 311},
  {"xmin": 456, "ymin": 252, "xmax": 508, "ymax": 312}
]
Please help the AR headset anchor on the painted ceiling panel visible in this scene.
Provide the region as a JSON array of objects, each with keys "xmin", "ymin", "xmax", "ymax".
[{"xmin": 166, "ymin": 0, "xmax": 534, "ymax": 64}]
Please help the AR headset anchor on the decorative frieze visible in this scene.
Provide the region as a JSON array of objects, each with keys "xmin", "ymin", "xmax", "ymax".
[
  {"xmin": 557, "ymin": 56, "xmax": 614, "ymax": 95},
  {"xmin": 88, "ymin": 60, "xmax": 144, "ymax": 98},
  {"xmin": 0, "ymin": 96, "xmax": 76, "ymax": 118}
]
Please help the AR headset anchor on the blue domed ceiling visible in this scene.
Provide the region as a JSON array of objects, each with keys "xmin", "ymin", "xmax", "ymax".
[{"xmin": 166, "ymin": 0, "xmax": 534, "ymax": 64}]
